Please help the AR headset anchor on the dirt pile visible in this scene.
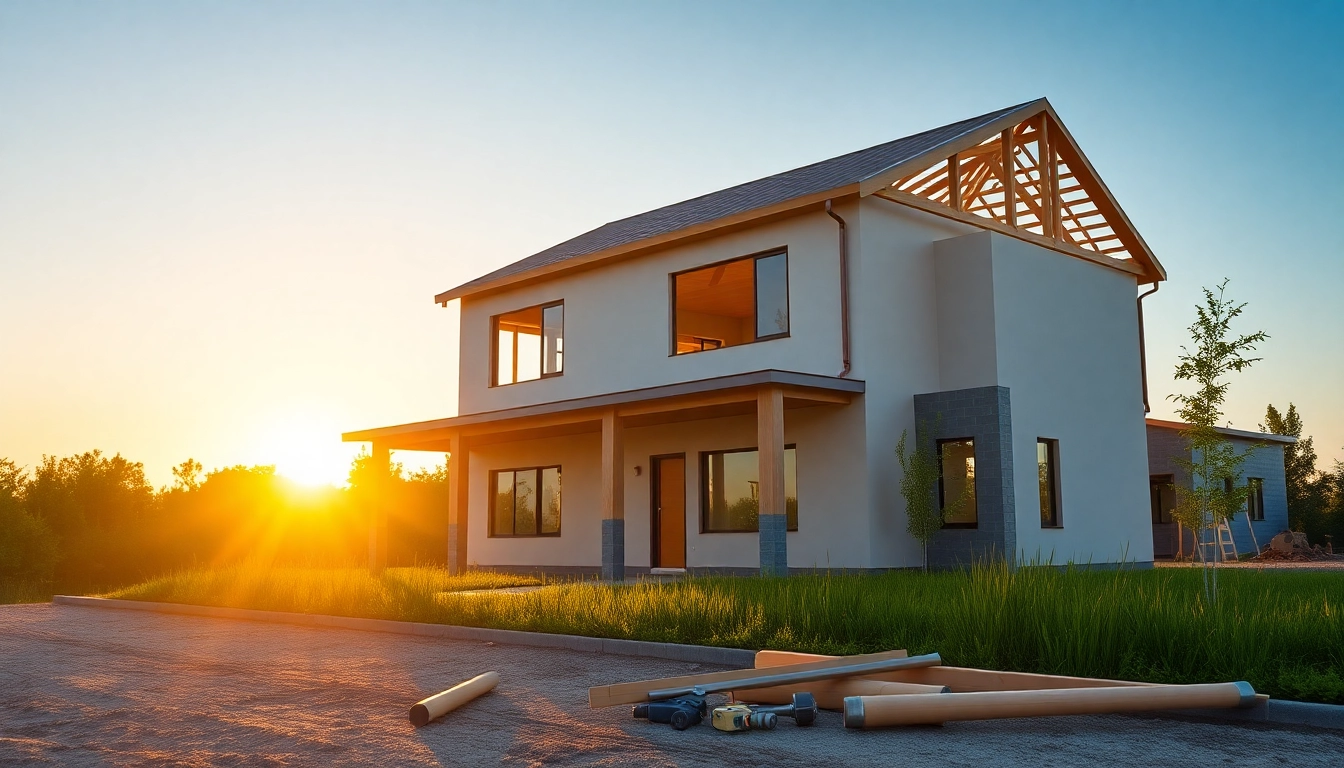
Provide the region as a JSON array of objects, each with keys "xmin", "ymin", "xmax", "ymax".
[{"xmin": 1253, "ymin": 532, "xmax": 1340, "ymax": 562}]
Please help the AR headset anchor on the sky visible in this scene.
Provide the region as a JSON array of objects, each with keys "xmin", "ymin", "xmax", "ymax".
[{"xmin": 1, "ymin": 1, "xmax": 1341, "ymax": 487}]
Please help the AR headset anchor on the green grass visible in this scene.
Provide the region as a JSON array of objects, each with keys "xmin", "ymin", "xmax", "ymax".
[
  {"xmin": 101, "ymin": 562, "xmax": 1344, "ymax": 704},
  {"xmin": 0, "ymin": 580, "xmax": 55, "ymax": 605}
]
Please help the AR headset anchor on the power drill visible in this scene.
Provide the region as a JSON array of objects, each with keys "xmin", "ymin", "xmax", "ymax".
[
  {"xmin": 711, "ymin": 704, "xmax": 778, "ymax": 732},
  {"xmin": 632, "ymin": 694, "xmax": 707, "ymax": 730}
]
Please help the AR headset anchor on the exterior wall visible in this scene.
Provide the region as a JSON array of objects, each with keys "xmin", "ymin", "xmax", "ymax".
[
  {"xmin": 1146, "ymin": 424, "xmax": 1191, "ymax": 558},
  {"xmin": 465, "ymin": 403, "xmax": 869, "ymax": 569},
  {"xmin": 456, "ymin": 211, "xmax": 847, "ymax": 416},
  {"xmin": 1147, "ymin": 424, "xmax": 1291, "ymax": 557},
  {"xmin": 914, "ymin": 386, "xmax": 1016, "ymax": 567},
  {"xmin": 985, "ymin": 232, "xmax": 1152, "ymax": 566},
  {"xmin": 849, "ymin": 199, "xmax": 980, "ymax": 567}
]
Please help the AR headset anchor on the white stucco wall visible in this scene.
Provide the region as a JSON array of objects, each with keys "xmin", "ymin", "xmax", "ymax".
[
  {"xmin": 986, "ymin": 233, "xmax": 1153, "ymax": 566},
  {"xmin": 465, "ymin": 404, "xmax": 869, "ymax": 569},
  {"xmin": 849, "ymin": 199, "xmax": 982, "ymax": 567},
  {"xmin": 456, "ymin": 212, "xmax": 848, "ymax": 415}
]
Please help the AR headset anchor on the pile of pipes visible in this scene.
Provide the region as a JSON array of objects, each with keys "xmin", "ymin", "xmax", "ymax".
[{"xmin": 592, "ymin": 649, "xmax": 1264, "ymax": 732}]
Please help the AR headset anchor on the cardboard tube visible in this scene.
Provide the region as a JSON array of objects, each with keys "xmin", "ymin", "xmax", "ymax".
[
  {"xmin": 409, "ymin": 672, "xmax": 500, "ymax": 727},
  {"xmin": 843, "ymin": 682, "xmax": 1258, "ymax": 728},
  {"xmin": 734, "ymin": 678, "xmax": 949, "ymax": 710}
]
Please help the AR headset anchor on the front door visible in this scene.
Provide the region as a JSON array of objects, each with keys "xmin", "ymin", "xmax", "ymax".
[
  {"xmin": 1150, "ymin": 474, "xmax": 1178, "ymax": 559},
  {"xmin": 652, "ymin": 455, "xmax": 686, "ymax": 569}
]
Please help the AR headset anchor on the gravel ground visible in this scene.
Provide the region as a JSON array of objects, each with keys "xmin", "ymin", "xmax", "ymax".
[{"xmin": 2, "ymin": 603, "xmax": 1342, "ymax": 767}]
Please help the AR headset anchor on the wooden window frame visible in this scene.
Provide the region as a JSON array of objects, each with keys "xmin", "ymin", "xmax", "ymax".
[
  {"xmin": 1037, "ymin": 438, "xmax": 1062, "ymax": 529},
  {"xmin": 669, "ymin": 247, "xmax": 790, "ymax": 357},
  {"xmin": 488, "ymin": 465, "xmax": 562, "ymax": 538},
  {"xmin": 698, "ymin": 444, "xmax": 799, "ymax": 533},
  {"xmin": 937, "ymin": 437, "xmax": 978, "ymax": 529},
  {"xmin": 490, "ymin": 300, "xmax": 564, "ymax": 388}
]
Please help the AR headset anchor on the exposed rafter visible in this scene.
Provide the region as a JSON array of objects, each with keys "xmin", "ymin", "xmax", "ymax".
[{"xmin": 865, "ymin": 103, "xmax": 1164, "ymax": 283}]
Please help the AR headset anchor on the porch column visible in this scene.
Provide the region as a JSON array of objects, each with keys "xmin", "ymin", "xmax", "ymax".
[
  {"xmin": 757, "ymin": 386, "xmax": 787, "ymax": 576},
  {"xmin": 368, "ymin": 441, "xmax": 390, "ymax": 575},
  {"xmin": 447, "ymin": 433, "xmax": 469, "ymax": 575},
  {"xmin": 601, "ymin": 408, "xmax": 625, "ymax": 581}
]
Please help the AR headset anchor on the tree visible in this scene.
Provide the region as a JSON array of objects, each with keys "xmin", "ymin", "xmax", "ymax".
[
  {"xmin": 1262, "ymin": 404, "xmax": 1323, "ymax": 534},
  {"xmin": 0, "ymin": 459, "xmax": 59, "ymax": 584},
  {"xmin": 896, "ymin": 424, "xmax": 968, "ymax": 572},
  {"xmin": 1168, "ymin": 279, "xmax": 1268, "ymax": 602}
]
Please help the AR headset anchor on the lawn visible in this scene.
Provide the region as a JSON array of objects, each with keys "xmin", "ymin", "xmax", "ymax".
[{"xmin": 99, "ymin": 562, "xmax": 1344, "ymax": 704}]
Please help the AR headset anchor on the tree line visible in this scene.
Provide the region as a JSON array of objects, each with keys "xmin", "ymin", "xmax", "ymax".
[{"xmin": 0, "ymin": 449, "xmax": 450, "ymax": 591}]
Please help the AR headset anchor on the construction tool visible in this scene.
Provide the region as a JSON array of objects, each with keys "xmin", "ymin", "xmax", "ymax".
[
  {"xmin": 744, "ymin": 692, "xmax": 817, "ymax": 726},
  {"xmin": 589, "ymin": 650, "xmax": 942, "ymax": 708},
  {"xmin": 631, "ymin": 694, "xmax": 707, "ymax": 730},
  {"xmin": 842, "ymin": 681, "xmax": 1259, "ymax": 728},
  {"xmin": 409, "ymin": 672, "xmax": 500, "ymax": 727},
  {"xmin": 712, "ymin": 704, "xmax": 777, "ymax": 732}
]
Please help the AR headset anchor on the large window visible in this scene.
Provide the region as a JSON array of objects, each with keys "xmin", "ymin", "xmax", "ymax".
[
  {"xmin": 1247, "ymin": 477, "xmax": 1265, "ymax": 521},
  {"xmin": 938, "ymin": 438, "xmax": 978, "ymax": 528},
  {"xmin": 701, "ymin": 446, "xmax": 798, "ymax": 532},
  {"xmin": 672, "ymin": 250, "xmax": 789, "ymax": 355},
  {"xmin": 1150, "ymin": 474, "xmax": 1175, "ymax": 524},
  {"xmin": 1037, "ymin": 438, "xmax": 1061, "ymax": 528},
  {"xmin": 490, "ymin": 466, "xmax": 561, "ymax": 537},
  {"xmin": 492, "ymin": 301, "xmax": 563, "ymax": 386}
]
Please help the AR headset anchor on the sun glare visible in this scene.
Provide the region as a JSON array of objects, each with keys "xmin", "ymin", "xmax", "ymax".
[{"xmin": 254, "ymin": 412, "xmax": 358, "ymax": 488}]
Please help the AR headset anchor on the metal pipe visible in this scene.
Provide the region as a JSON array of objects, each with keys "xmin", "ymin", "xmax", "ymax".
[
  {"xmin": 647, "ymin": 652, "xmax": 942, "ymax": 700},
  {"xmin": 1137, "ymin": 282, "xmax": 1160, "ymax": 413},
  {"xmin": 825, "ymin": 199, "xmax": 852, "ymax": 378}
]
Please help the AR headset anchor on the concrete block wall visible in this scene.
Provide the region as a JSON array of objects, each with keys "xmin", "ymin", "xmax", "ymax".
[{"xmin": 914, "ymin": 386, "xmax": 1016, "ymax": 568}]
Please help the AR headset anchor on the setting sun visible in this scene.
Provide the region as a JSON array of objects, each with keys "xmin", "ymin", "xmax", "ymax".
[{"xmin": 253, "ymin": 412, "xmax": 358, "ymax": 488}]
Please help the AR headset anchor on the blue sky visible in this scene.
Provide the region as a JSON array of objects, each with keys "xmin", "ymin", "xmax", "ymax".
[{"xmin": 1, "ymin": 1, "xmax": 1340, "ymax": 484}]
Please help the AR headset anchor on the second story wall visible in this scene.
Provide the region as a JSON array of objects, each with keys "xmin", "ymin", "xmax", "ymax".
[{"xmin": 456, "ymin": 211, "xmax": 847, "ymax": 415}]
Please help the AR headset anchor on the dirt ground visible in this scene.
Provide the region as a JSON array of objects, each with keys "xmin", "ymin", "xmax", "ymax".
[{"xmin": 2, "ymin": 604, "xmax": 1342, "ymax": 767}]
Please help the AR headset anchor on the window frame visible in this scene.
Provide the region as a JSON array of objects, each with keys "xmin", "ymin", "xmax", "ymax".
[
  {"xmin": 1247, "ymin": 477, "xmax": 1265, "ymax": 521},
  {"xmin": 488, "ymin": 465, "xmax": 562, "ymax": 538},
  {"xmin": 1037, "ymin": 438, "xmax": 1062, "ymax": 529},
  {"xmin": 698, "ymin": 443, "xmax": 799, "ymax": 533},
  {"xmin": 669, "ymin": 247, "xmax": 791, "ymax": 357},
  {"xmin": 490, "ymin": 299, "xmax": 564, "ymax": 388},
  {"xmin": 937, "ymin": 437, "xmax": 978, "ymax": 529}
]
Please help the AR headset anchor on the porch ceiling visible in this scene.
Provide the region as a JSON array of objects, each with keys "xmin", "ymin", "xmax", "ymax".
[{"xmin": 341, "ymin": 369, "xmax": 864, "ymax": 451}]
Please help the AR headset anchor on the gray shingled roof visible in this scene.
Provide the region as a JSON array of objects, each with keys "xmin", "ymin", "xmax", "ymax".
[{"xmin": 437, "ymin": 100, "xmax": 1040, "ymax": 302}]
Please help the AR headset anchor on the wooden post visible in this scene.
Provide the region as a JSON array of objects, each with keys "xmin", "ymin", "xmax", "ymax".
[
  {"xmin": 1039, "ymin": 115, "xmax": 1055, "ymax": 239},
  {"xmin": 601, "ymin": 409, "xmax": 625, "ymax": 581},
  {"xmin": 757, "ymin": 386, "xmax": 787, "ymax": 576},
  {"xmin": 947, "ymin": 155, "xmax": 962, "ymax": 211},
  {"xmin": 1000, "ymin": 129, "xmax": 1016, "ymax": 227},
  {"xmin": 447, "ymin": 433, "xmax": 468, "ymax": 575},
  {"xmin": 369, "ymin": 441, "xmax": 390, "ymax": 575}
]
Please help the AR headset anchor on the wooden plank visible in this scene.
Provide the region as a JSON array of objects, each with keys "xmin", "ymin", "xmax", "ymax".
[
  {"xmin": 1001, "ymin": 129, "xmax": 1016, "ymax": 227},
  {"xmin": 588, "ymin": 648, "xmax": 915, "ymax": 709},
  {"xmin": 947, "ymin": 155, "xmax": 961, "ymax": 211},
  {"xmin": 755, "ymin": 650, "xmax": 1153, "ymax": 691},
  {"xmin": 734, "ymin": 678, "xmax": 948, "ymax": 710},
  {"xmin": 1040, "ymin": 115, "xmax": 1055, "ymax": 238}
]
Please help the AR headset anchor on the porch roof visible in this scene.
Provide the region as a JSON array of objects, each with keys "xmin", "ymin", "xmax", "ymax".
[{"xmin": 342, "ymin": 369, "xmax": 864, "ymax": 451}]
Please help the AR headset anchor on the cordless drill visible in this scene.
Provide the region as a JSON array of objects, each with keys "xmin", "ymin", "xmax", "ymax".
[{"xmin": 632, "ymin": 694, "xmax": 708, "ymax": 730}]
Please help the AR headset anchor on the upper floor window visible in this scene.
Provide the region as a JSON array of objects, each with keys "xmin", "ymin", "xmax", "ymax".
[
  {"xmin": 672, "ymin": 250, "xmax": 789, "ymax": 355},
  {"xmin": 492, "ymin": 301, "xmax": 563, "ymax": 386}
]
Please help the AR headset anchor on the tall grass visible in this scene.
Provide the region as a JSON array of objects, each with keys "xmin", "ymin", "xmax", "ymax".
[{"xmin": 103, "ymin": 562, "xmax": 1344, "ymax": 703}]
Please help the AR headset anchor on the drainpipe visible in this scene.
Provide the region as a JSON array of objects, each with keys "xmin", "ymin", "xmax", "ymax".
[
  {"xmin": 1137, "ymin": 282, "xmax": 1160, "ymax": 413},
  {"xmin": 825, "ymin": 199, "xmax": 851, "ymax": 378}
]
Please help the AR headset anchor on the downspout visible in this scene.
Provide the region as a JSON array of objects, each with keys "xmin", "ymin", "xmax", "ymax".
[
  {"xmin": 1137, "ymin": 282, "xmax": 1160, "ymax": 413},
  {"xmin": 825, "ymin": 199, "xmax": 851, "ymax": 378}
]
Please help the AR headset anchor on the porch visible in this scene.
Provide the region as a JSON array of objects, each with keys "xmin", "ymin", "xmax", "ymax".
[{"xmin": 342, "ymin": 370, "xmax": 863, "ymax": 579}]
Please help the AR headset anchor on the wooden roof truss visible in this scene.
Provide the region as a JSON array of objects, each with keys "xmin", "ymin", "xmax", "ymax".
[{"xmin": 871, "ymin": 108, "xmax": 1164, "ymax": 282}]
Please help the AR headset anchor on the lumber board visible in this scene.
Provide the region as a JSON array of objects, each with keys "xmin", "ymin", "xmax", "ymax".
[
  {"xmin": 733, "ymin": 678, "xmax": 948, "ymax": 710},
  {"xmin": 588, "ymin": 648, "xmax": 910, "ymax": 709},
  {"xmin": 755, "ymin": 650, "xmax": 1154, "ymax": 691}
]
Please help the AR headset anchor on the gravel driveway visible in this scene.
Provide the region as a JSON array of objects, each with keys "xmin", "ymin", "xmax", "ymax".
[{"xmin": 2, "ymin": 603, "xmax": 1341, "ymax": 766}]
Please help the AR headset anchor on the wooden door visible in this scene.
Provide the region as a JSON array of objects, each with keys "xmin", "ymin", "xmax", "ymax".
[{"xmin": 652, "ymin": 455, "xmax": 686, "ymax": 568}]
